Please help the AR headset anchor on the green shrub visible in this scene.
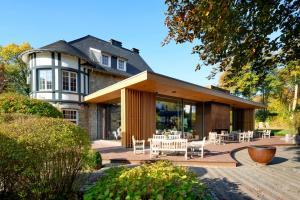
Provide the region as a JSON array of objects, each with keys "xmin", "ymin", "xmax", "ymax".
[
  {"xmin": 84, "ymin": 161, "xmax": 210, "ymax": 200},
  {"xmin": 0, "ymin": 114, "xmax": 90, "ymax": 199},
  {"xmin": 94, "ymin": 151, "xmax": 102, "ymax": 170},
  {"xmin": 0, "ymin": 92, "xmax": 62, "ymax": 118}
]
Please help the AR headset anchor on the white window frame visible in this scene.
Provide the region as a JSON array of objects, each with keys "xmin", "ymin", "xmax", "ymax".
[
  {"xmin": 62, "ymin": 70, "xmax": 77, "ymax": 92},
  {"xmin": 62, "ymin": 109, "xmax": 78, "ymax": 124},
  {"xmin": 117, "ymin": 58, "xmax": 127, "ymax": 71},
  {"xmin": 38, "ymin": 69, "xmax": 52, "ymax": 91},
  {"xmin": 101, "ymin": 53, "xmax": 111, "ymax": 67}
]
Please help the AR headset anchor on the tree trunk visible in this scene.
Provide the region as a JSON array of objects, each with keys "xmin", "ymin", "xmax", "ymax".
[{"xmin": 292, "ymin": 83, "xmax": 299, "ymax": 111}]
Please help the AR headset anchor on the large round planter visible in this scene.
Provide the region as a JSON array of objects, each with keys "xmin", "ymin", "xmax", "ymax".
[{"xmin": 248, "ymin": 145, "xmax": 276, "ymax": 165}]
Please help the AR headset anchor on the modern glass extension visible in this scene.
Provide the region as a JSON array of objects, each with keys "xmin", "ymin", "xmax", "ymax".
[{"xmin": 156, "ymin": 96, "xmax": 197, "ymax": 139}]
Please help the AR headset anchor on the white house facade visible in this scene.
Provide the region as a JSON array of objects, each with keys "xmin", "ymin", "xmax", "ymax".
[{"xmin": 21, "ymin": 35, "xmax": 152, "ymax": 139}]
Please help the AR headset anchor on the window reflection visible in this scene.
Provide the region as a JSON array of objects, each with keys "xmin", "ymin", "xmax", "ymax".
[{"xmin": 156, "ymin": 97, "xmax": 197, "ymax": 138}]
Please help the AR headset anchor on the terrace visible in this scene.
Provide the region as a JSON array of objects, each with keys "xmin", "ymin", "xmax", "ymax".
[{"xmin": 92, "ymin": 136, "xmax": 295, "ymax": 167}]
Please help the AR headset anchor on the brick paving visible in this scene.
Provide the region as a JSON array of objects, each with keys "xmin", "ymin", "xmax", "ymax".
[{"xmin": 92, "ymin": 137, "xmax": 294, "ymax": 167}]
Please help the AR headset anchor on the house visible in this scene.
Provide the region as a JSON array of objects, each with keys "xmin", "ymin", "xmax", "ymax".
[{"xmin": 21, "ymin": 35, "xmax": 265, "ymax": 148}]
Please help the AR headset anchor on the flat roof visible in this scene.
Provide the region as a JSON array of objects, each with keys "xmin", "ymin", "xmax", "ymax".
[{"xmin": 84, "ymin": 71, "xmax": 265, "ymax": 109}]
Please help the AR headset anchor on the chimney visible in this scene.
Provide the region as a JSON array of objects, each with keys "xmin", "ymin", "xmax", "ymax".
[
  {"xmin": 132, "ymin": 48, "xmax": 140, "ymax": 54},
  {"xmin": 110, "ymin": 39, "xmax": 122, "ymax": 47}
]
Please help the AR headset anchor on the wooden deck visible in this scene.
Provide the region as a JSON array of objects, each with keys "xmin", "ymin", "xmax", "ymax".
[
  {"xmin": 92, "ymin": 136, "xmax": 295, "ymax": 167},
  {"xmin": 194, "ymin": 146, "xmax": 300, "ymax": 200}
]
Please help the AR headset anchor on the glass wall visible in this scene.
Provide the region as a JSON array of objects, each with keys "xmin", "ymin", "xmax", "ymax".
[
  {"xmin": 183, "ymin": 103, "xmax": 196, "ymax": 135},
  {"xmin": 156, "ymin": 98, "xmax": 182, "ymax": 131},
  {"xmin": 98, "ymin": 103, "xmax": 121, "ymax": 140},
  {"xmin": 156, "ymin": 97, "xmax": 197, "ymax": 138}
]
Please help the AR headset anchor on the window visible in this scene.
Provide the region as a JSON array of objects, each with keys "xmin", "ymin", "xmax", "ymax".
[
  {"xmin": 101, "ymin": 54, "xmax": 110, "ymax": 67},
  {"xmin": 117, "ymin": 59, "xmax": 126, "ymax": 71},
  {"xmin": 38, "ymin": 69, "xmax": 52, "ymax": 91},
  {"xmin": 62, "ymin": 110, "xmax": 78, "ymax": 124},
  {"xmin": 62, "ymin": 71, "xmax": 77, "ymax": 92}
]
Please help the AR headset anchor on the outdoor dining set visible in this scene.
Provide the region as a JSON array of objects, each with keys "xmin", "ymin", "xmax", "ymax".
[{"xmin": 132, "ymin": 129, "xmax": 272, "ymax": 160}]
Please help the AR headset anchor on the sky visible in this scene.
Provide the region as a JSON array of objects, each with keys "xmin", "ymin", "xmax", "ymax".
[{"xmin": 0, "ymin": 0, "xmax": 220, "ymax": 86}]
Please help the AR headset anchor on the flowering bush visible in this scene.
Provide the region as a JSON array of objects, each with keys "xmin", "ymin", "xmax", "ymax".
[
  {"xmin": 84, "ymin": 161, "xmax": 210, "ymax": 200},
  {"xmin": 0, "ymin": 92, "xmax": 62, "ymax": 118},
  {"xmin": 0, "ymin": 114, "xmax": 90, "ymax": 199}
]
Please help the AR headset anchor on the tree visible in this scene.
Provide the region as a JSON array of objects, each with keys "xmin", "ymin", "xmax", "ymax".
[
  {"xmin": 0, "ymin": 43, "xmax": 32, "ymax": 95},
  {"xmin": 219, "ymin": 64, "xmax": 259, "ymax": 99},
  {"xmin": 0, "ymin": 64, "xmax": 5, "ymax": 93},
  {"xmin": 164, "ymin": 0, "xmax": 300, "ymax": 79}
]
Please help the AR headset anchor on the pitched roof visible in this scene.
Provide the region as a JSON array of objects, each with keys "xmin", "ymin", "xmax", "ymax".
[
  {"xmin": 21, "ymin": 35, "xmax": 153, "ymax": 77},
  {"xmin": 69, "ymin": 35, "xmax": 153, "ymax": 74},
  {"xmin": 40, "ymin": 40, "xmax": 92, "ymax": 63}
]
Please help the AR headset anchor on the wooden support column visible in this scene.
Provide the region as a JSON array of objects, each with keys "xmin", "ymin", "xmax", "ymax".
[
  {"xmin": 121, "ymin": 88, "xmax": 156, "ymax": 148},
  {"xmin": 195, "ymin": 102, "xmax": 204, "ymax": 139}
]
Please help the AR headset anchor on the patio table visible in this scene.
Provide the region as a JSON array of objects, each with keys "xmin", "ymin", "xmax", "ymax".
[{"xmin": 218, "ymin": 134, "xmax": 229, "ymax": 144}]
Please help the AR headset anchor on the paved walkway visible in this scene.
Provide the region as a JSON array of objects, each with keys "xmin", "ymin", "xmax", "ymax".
[{"xmin": 191, "ymin": 146, "xmax": 300, "ymax": 200}]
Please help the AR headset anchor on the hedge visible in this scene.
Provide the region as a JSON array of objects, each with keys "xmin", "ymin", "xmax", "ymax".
[
  {"xmin": 0, "ymin": 114, "xmax": 91, "ymax": 199},
  {"xmin": 84, "ymin": 161, "xmax": 210, "ymax": 200},
  {"xmin": 0, "ymin": 92, "xmax": 62, "ymax": 118}
]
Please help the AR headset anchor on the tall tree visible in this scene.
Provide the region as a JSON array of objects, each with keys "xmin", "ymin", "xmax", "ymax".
[
  {"xmin": 0, "ymin": 64, "xmax": 5, "ymax": 93},
  {"xmin": 164, "ymin": 0, "xmax": 300, "ymax": 80},
  {"xmin": 0, "ymin": 43, "xmax": 32, "ymax": 95}
]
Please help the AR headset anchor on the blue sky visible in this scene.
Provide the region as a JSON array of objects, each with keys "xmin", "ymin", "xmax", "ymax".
[{"xmin": 0, "ymin": 0, "xmax": 219, "ymax": 86}]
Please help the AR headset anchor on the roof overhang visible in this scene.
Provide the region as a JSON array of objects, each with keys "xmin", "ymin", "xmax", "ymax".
[{"xmin": 84, "ymin": 71, "xmax": 266, "ymax": 109}]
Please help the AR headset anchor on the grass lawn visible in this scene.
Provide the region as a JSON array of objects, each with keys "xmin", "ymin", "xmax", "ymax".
[{"xmin": 272, "ymin": 129, "xmax": 295, "ymax": 136}]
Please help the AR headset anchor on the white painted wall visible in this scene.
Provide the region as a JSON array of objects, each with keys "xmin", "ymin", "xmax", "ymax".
[
  {"xmin": 61, "ymin": 54, "xmax": 78, "ymax": 69},
  {"xmin": 81, "ymin": 73, "xmax": 84, "ymax": 93},
  {"xmin": 61, "ymin": 93, "xmax": 79, "ymax": 101},
  {"xmin": 55, "ymin": 52, "xmax": 59, "ymax": 66},
  {"xmin": 32, "ymin": 69, "xmax": 36, "ymax": 91},
  {"xmin": 55, "ymin": 68, "xmax": 59, "ymax": 90},
  {"xmin": 36, "ymin": 52, "xmax": 52, "ymax": 66},
  {"xmin": 36, "ymin": 93, "xmax": 52, "ymax": 100}
]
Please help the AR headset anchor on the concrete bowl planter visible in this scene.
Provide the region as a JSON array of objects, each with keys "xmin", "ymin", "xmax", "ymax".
[{"xmin": 248, "ymin": 145, "xmax": 276, "ymax": 165}]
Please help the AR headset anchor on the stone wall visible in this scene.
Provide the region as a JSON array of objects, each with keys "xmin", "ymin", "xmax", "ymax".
[
  {"xmin": 87, "ymin": 71, "xmax": 124, "ymax": 140},
  {"xmin": 53, "ymin": 102, "xmax": 90, "ymax": 134},
  {"xmin": 89, "ymin": 71, "xmax": 124, "ymax": 93}
]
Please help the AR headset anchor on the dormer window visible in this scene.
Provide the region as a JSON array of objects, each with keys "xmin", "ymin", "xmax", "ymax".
[
  {"xmin": 101, "ymin": 53, "xmax": 111, "ymax": 67},
  {"xmin": 117, "ymin": 58, "xmax": 126, "ymax": 71}
]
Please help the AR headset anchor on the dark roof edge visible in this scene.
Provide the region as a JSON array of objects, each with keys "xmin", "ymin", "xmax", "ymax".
[
  {"xmin": 68, "ymin": 34, "xmax": 141, "ymax": 54},
  {"xmin": 146, "ymin": 71, "xmax": 266, "ymax": 108}
]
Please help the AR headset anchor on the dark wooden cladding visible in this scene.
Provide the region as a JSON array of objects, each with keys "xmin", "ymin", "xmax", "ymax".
[
  {"xmin": 204, "ymin": 102, "xmax": 230, "ymax": 137},
  {"xmin": 121, "ymin": 88, "xmax": 156, "ymax": 148},
  {"xmin": 232, "ymin": 108, "xmax": 255, "ymax": 131},
  {"xmin": 195, "ymin": 102, "xmax": 204, "ymax": 139}
]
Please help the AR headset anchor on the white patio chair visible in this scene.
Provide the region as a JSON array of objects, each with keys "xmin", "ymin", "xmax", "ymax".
[
  {"xmin": 228, "ymin": 131, "xmax": 237, "ymax": 141},
  {"xmin": 247, "ymin": 131, "xmax": 254, "ymax": 141},
  {"xmin": 153, "ymin": 134, "xmax": 165, "ymax": 139},
  {"xmin": 258, "ymin": 122, "xmax": 265, "ymax": 129},
  {"xmin": 265, "ymin": 122, "xmax": 270, "ymax": 129},
  {"xmin": 209, "ymin": 132, "xmax": 220, "ymax": 144},
  {"xmin": 189, "ymin": 137, "xmax": 206, "ymax": 158},
  {"xmin": 238, "ymin": 132, "xmax": 246, "ymax": 142},
  {"xmin": 132, "ymin": 136, "xmax": 145, "ymax": 154},
  {"xmin": 262, "ymin": 130, "xmax": 271, "ymax": 138},
  {"xmin": 168, "ymin": 134, "xmax": 181, "ymax": 139},
  {"xmin": 112, "ymin": 131, "xmax": 118, "ymax": 140},
  {"xmin": 117, "ymin": 127, "xmax": 122, "ymax": 139}
]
